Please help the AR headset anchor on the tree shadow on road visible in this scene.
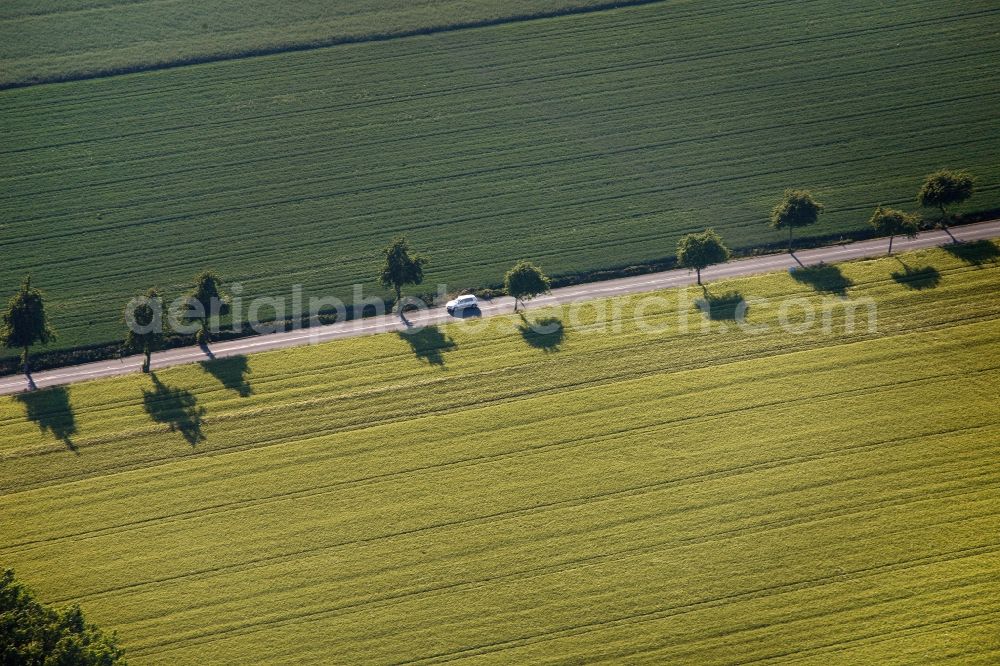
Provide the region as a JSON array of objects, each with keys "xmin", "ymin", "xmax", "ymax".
[
  {"xmin": 397, "ymin": 326, "xmax": 456, "ymax": 367},
  {"xmin": 790, "ymin": 263, "xmax": 853, "ymax": 296},
  {"xmin": 142, "ymin": 373, "xmax": 206, "ymax": 446},
  {"xmin": 695, "ymin": 290, "xmax": 748, "ymax": 321},
  {"xmin": 14, "ymin": 386, "xmax": 78, "ymax": 452},
  {"xmin": 518, "ymin": 315, "xmax": 565, "ymax": 352},
  {"xmin": 943, "ymin": 240, "xmax": 1000, "ymax": 267},
  {"xmin": 891, "ymin": 261, "xmax": 941, "ymax": 290},
  {"xmin": 449, "ymin": 306, "xmax": 482, "ymax": 319},
  {"xmin": 199, "ymin": 355, "xmax": 252, "ymax": 397},
  {"xmin": 198, "ymin": 341, "xmax": 215, "ymax": 360}
]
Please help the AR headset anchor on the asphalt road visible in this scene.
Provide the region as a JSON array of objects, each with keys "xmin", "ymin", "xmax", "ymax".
[{"xmin": 2, "ymin": 220, "xmax": 998, "ymax": 395}]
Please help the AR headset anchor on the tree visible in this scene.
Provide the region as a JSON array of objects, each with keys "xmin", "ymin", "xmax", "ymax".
[
  {"xmin": 504, "ymin": 261, "xmax": 551, "ymax": 312},
  {"xmin": 378, "ymin": 236, "xmax": 428, "ymax": 310},
  {"xmin": 676, "ymin": 229, "xmax": 731, "ymax": 285},
  {"xmin": 124, "ymin": 288, "xmax": 164, "ymax": 373},
  {"xmin": 0, "ymin": 568, "xmax": 126, "ymax": 665},
  {"xmin": 770, "ymin": 189, "xmax": 824, "ymax": 253},
  {"xmin": 186, "ymin": 271, "xmax": 227, "ymax": 344},
  {"xmin": 868, "ymin": 206, "xmax": 921, "ymax": 255},
  {"xmin": 1, "ymin": 275, "xmax": 55, "ymax": 374},
  {"xmin": 918, "ymin": 169, "xmax": 974, "ymax": 230}
]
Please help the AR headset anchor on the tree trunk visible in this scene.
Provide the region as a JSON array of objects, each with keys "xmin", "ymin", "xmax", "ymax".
[
  {"xmin": 696, "ymin": 267, "xmax": 702, "ymax": 285},
  {"xmin": 22, "ymin": 346, "xmax": 29, "ymax": 375},
  {"xmin": 788, "ymin": 225, "xmax": 794, "ymax": 253},
  {"xmin": 888, "ymin": 234, "xmax": 894, "ymax": 256},
  {"xmin": 395, "ymin": 285, "xmax": 402, "ymax": 312},
  {"xmin": 940, "ymin": 204, "xmax": 948, "ymax": 227},
  {"xmin": 143, "ymin": 346, "xmax": 151, "ymax": 373}
]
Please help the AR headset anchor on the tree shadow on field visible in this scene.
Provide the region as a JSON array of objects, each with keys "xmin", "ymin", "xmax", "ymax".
[
  {"xmin": 943, "ymin": 240, "xmax": 1000, "ymax": 267},
  {"xmin": 15, "ymin": 386, "xmax": 78, "ymax": 452},
  {"xmin": 518, "ymin": 315, "xmax": 565, "ymax": 352},
  {"xmin": 397, "ymin": 326, "xmax": 456, "ymax": 367},
  {"xmin": 790, "ymin": 263, "xmax": 853, "ymax": 296},
  {"xmin": 199, "ymin": 355, "xmax": 252, "ymax": 397},
  {"xmin": 695, "ymin": 290, "xmax": 748, "ymax": 321},
  {"xmin": 142, "ymin": 373, "xmax": 206, "ymax": 446},
  {"xmin": 891, "ymin": 261, "xmax": 941, "ymax": 290}
]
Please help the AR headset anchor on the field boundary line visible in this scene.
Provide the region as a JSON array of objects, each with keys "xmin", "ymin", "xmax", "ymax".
[{"xmin": 0, "ymin": 0, "xmax": 672, "ymax": 91}]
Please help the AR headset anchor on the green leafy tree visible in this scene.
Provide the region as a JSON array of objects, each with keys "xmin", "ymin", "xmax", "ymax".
[
  {"xmin": 0, "ymin": 568, "xmax": 126, "ymax": 665},
  {"xmin": 504, "ymin": 261, "xmax": 551, "ymax": 312},
  {"xmin": 770, "ymin": 189, "xmax": 824, "ymax": 253},
  {"xmin": 868, "ymin": 206, "xmax": 921, "ymax": 255},
  {"xmin": 186, "ymin": 271, "xmax": 227, "ymax": 344},
  {"xmin": 124, "ymin": 288, "xmax": 164, "ymax": 373},
  {"xmin": 676, "ymin": 229, "xmax": 731, "ymax": 285},
  {"xmin": 917, "ymin": 169, "xmax": 974, "ymax": 229},
  {"xmin": 378, "ymin": 236, "xmax": 428, "ymax": 309},
  {"xmin": 1, "ymin": 275, "xmax": 55, "ymax": 374}
]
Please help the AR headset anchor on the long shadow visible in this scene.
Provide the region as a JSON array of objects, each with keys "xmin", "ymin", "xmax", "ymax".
[
  {"xmin": 199, "ymin": 355, "xmax": 252, "ymax": 397},
  {"xmin": 397, "ymin": 326, "xmax": 456, "ymax": 367},
  {"xmin": 142, "ymin": 373, "xmax": 206, "ymax": 446},
  {"xmin": 891, "ymin": 262, "xmax": 941, "ymax": 290},
  {"xmin": 790, "ymin": 263, "xmax": 853, "ymax": 296},
  {"xmin": 695, "ymin": 290, "xmax": 748, "ymax": 321},
  {"xmin": 518, "ymin": 316, "xmax": 565, "ymax": 352},
  {"xmin": 14, "ymin": 386, "xmax": 78, "ymax": 452},
  {"xmin": 943, "ymin": 240, "xmax": 1000, "ymax": 266}
]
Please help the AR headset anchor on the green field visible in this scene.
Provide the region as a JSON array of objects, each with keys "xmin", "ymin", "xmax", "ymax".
[
  {"xmin": 0, "ymin": 0, "xmax": 613, "ymax": 87},
  {"xmin": 3, "ymin": 0, "xmax": 1000, "ymax": 357},
  {"xmin": 2, "ymin": 243, "xmax": 999, "ymax": 663}
]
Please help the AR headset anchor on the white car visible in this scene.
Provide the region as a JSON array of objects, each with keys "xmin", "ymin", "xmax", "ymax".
[{"xmin": 446, "ymin": 294, "xmax": 479, "ymax": 314}]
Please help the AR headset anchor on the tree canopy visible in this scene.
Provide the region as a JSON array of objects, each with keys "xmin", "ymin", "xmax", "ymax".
[
  {"xmin": 676, "ymin": 229, "xmax": 731, "ymax": 285},
  {"xmin": 186, "ymin": 271, "xmax": 227, "ymax": 343},
  {"xmin": 868, "ymin": 206, "xmax": 921, "ymax": 255},
  {"xmin": 504, "ymin": 261, "xmax": 551, "ymax": 311},
  {"xmin": 917, "ymin": 169, "xmax": 974, "ymax": 224},
  {"xmin": 769, "ymin": 189, "xmax": 824, "ymax": 252},
  {"xmin": 0, "ymin": 568, "xmax": 126, "ymax": 665},
  {"xmin": 124, "ymin": 288, "xmax": 164, "ymax": 373},
  {"xmin": 1, "ymin": 275, "xmax": 55, "ymax": 372},
  {"xmin": 378, "ymin": 236, "xmax": 428, "ymax": 307}
]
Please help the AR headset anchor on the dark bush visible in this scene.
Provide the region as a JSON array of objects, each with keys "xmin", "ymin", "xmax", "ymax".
[{"xmin": 0, "ymin": 569, "xmax": 126, "ymax": 665}]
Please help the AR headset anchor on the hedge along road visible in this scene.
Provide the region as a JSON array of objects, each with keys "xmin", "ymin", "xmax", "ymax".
[{"xmin": 2, "ymin": 219, "xmax": 998, "ymax": 396}]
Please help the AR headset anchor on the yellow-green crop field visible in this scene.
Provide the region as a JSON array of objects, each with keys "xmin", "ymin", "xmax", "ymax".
[{"xmin": 2, "ymin": 242, "xmax": 999, "ymax": 663}]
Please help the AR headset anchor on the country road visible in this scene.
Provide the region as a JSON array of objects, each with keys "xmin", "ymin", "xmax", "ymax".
[{"xmin": 2, "ymin": 220, "xmax": 998, "ymax": 395}]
